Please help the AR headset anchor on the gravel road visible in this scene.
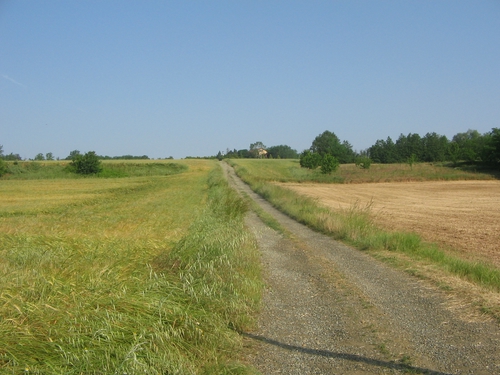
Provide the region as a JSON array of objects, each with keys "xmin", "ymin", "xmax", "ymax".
[{"xmin": 221, "ymin": 162, "xmax": 500, "ymax": 375}]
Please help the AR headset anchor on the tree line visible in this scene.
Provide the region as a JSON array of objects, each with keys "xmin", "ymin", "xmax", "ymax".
[
  {"xmin": 367, "ymin": 129, "xmax": 500, "ymax": 165},
  {"xmin": 217, "ymin": 142, "xmax": 299, "ymax": 160},
  {"xmin": 0, "ymin": 147, "xmax": 152, "ymax": 161}
]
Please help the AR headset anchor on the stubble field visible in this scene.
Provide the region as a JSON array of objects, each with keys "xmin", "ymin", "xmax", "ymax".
[{"xmin": 281, "ymin": 180, "xmax": 500, "ymax": 268}]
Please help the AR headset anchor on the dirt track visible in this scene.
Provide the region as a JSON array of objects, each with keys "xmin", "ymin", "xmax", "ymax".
[
  {"xmin": 222, "ymin": 162, "xmax": 500, "ymax": 374},
  {"xmin": 279, "ymin": 181, "xmax": 500, "ymax": 268}
]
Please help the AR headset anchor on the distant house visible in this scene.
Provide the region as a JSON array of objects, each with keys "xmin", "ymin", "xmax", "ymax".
[{"xmin": 257, "ymin": 148, "xmax": 268, "ymax": 158}]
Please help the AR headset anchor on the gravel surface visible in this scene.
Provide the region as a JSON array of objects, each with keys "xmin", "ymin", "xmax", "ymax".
[{"xmin": 221, "ymin": 162, "xmax": 500, "ymax": 375}]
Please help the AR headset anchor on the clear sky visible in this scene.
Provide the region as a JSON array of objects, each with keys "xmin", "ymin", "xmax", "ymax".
[{"xmin": 1, "ymin": 1, "xmax": 499, "ymax": 159}]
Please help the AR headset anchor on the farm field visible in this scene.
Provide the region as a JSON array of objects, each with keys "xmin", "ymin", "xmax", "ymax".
[
  {"xmin": 0, "ymin": 159, "xmax": 261, "ymax": 374},
  {"xmin": 279, "ymin": 180, "xmax": 500, "ymax": 268},
  {"xmin": 229, "ymin": 159, "xmax": 500, "ymax": 296}
]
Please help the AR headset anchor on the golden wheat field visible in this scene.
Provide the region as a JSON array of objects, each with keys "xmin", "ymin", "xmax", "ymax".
[{"xmin": 280, "ymin": 180, "xmax": 500, "ymax": 268}]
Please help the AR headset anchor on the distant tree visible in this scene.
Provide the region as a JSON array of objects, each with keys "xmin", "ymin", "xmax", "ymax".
[
  {"xmin": 447, "ymin": 142, "xmax": 461, "ymax": 166},
  {"xmin": 452, "ymin": 129, "xmax": 483, "ymax": 162},
  {"xmin": 368, "ymin": 137, "xmax": 397, "ymax": 163},
  {"xmin": 4, "ymin": 153, "xmax": 21, "ymax": 161},
  {"xmin": 311, "ymin": 131, "xmax": 341, "ymax": 156},
  {"xmin": 266, "ymin": 145, "xmax": 299, "ymax": 159},
  {"xmin": 341, "ymin": 140, "xmax": 356, "ymax": 163},
  {"xmin": 238, "ymin": 149, "xmax": 251, "ymax": 158},
  {"xmin": 395, "ymin": 133, "xmax": 423, "ymax": 162},
  {"xmin": 320, "ymin": 154, "xmax": 339, "ymax": 174},
  {"xmin": 46, "ymin": 152, "xmax": 54, "ymax": 161},
  {"xmin": 488, "ymin": 128, "xmax": 500, "ymax": 167},
  {"xmin": 34, "ymin": 153, "xmax": 45, "ymax": 161},
  {"xmin": 66, "ymin": 150, "xmax": 81, "ymax": 160},
  {"xmin": 249, "ymin": 141, "xmax": 267, "ymax": 158},
  {"xmin": 70, "ymin": 151, "xmax": 102, "ymax": 175},
  {"xmin": 310, "ymin": 131, "xmax": 354, "ymax": 163},
  {"xmin": 0, "ymin": 145, "xmax": 3, "ymax": 158},
  {"xmin": 422, "ymin": 132, "xmax": 448, "ymax": 162},
  {"xmin": 250, "ymin": 141, "xmax": 266, "ymax": 150}
]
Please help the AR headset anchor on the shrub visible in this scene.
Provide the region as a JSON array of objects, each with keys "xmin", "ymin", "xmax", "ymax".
[
  {"xmin": 355, "ymin": 156, "xmax": 372, "ymax": 169},
  {"xmin": 0, "ymin": 159, "xmax": 7, "ymax": 177},
  {"xmin": 320, "ymin": 154, "xmax": 339, "ymax": 174},
  {"xmin": 407, "ymin": 153, "xmax": 418, "ymax": 170},
  {"xmin": 299, "ymin": 150, "xmax": 322, "ymax": 169},
  {"xmin": 70, "ymin": 151, "xmax": 103, "ymax": 175}
]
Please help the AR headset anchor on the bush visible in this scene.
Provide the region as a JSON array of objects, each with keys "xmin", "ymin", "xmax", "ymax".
[
  {"xmin": 355, "ymin": 156, "xmax": 372, "ymax": 169},
  {"xmin": 320, "ymin": 154, "xmax": 339, "ymax": 174},
  {"xmin": 70, "ymin": 151, "xmax": 103, "ymax": 175},
  {"xmin": 299, "ymin": 150, "xmax": 322, "ymax": 169},
  {"xmin": 0, "ymin": 159, "xmax": 7, "ymax": 177}
]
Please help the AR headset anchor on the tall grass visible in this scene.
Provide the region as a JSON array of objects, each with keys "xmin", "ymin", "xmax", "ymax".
[
  {"xmin": 228, "ymin": 158, "xmax": 496, "ymax": 184},
  {"xmin": 229, "ymin": 159, "xmax": 500, "ymax": 293},
  {"xmin": 0, "ymin": 160, "xmax": 262, "ymax": 374},
  {"xmin": 1, "ymin": 160, "xmax": 187, "ymax": 179}
]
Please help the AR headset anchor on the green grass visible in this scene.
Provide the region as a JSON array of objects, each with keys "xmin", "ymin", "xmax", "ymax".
[
  {"xmin": 0, "ymin": 160, "xmax": 262, "ymax": 374},
  {"xmin": 229, "ymin": 159, "xmax": 500, "ymax": 294},
  {"xmin": 1, "ymin": 160, "xmax": 188, "ymax": 179},
  {"xmin": 228, "ymin": 158, "xmax": 496, "ymax": 184}
]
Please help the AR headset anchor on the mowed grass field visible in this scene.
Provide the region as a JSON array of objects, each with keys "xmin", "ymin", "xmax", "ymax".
[
  {"xmin": 229, "ymin": 159, "xmax": 500, "ymax": 319},
  {"xmin": 0, "ymin": 159, "xmax": 262, "ymax": 374}
]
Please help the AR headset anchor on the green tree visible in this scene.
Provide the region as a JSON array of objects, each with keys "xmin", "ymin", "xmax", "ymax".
[
  {"xmin": 71, "ymin": 151, "xmax": 102, "ymax": 175},
  {"xmin": 311, "ymin": 131, "xmax": 341, "ymax": 156},
  {"xmin": 34, "ymin": 153, "xmax": 45, "ymax": 161},
  {"xmin": 490, "ymin": 128, "xmax": 500, "ymax": 167},
  {"xmin": 422, "ymin": 132, "xmax": 449, "ymax": 162},
  {"xmin": 407, "ymin": 153, "xmax": 418, "ymax": 170},
  {"xmin": 395, "ymin": 133, "xmax": 423, "ymax": 162},
  {"xmin": 0, "ymin": 158, "xmax": 7, "ymax": 177},
  {"xmin": 320, "ymin": 154, "xmax": 339, "ymax": 174},
  {"xmin": 66, "ymin": 150, "xmax": 81, "ymax": 160},
  {"xmin": 310, "ymin": 131, "xmax": 354, "ymax": 163},
  {"xmin": 266, "ymin": 145, "xmax": 299, "ymax": 159},
  {"xmin": 46, "ymin": 152, "xmax": 54, "ymax": 161},
  {"xmin": 447, "ymin": 142, "xmax": 461, "ymax": 166},
  {"xmin": 249, "ymin": 141, "xmax": 267, "ymax": 158},
  {"xmin": 368, "ymin": 137, "xmax": 397, "ymax": 163},
  {"xmin": 341, "ymin": 140, "xmax": 356, "ymax": 163},
  {"xmin": 299, "ymin": 150, "xmax": 322, "ymax": 169},
  {"xmin": 5, "ymin": 153, "xmax": 21, "ymax": 161},
  {"xmin": 355, "ymin": 156, "xmax": 372, "ymax": 169},
  {"xmin": 452, "ymin": 129, "xmax": 483, "ymax": 162}
]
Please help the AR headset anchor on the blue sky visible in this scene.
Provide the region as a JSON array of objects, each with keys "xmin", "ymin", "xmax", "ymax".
[{"xmin": 1, "ymin": 1, "xmax": 499, "ymax": 159}]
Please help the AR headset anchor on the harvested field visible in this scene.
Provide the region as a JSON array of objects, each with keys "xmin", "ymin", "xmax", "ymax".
[{"xmin": 280, "ymin": 180, "xmax": 500, "ymax": 268}]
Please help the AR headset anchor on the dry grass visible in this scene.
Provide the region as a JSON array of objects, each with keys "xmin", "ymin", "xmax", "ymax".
[
  {"xmin": 228, "ymin": 158, "xmax": 496, "ymax": 184},
  {"xmin": 280, "ymin": 180, "xmax": 500, "ymax": 268},
  {"xmin": 230, "ymin": 158, "xmax": 500, "ymax": 320}
]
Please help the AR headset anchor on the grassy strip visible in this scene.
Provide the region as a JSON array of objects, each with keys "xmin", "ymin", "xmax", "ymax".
[
  {"xmin": 2, "ymin": 160, "xmax": 187, "ymax": 179},
  {"xmin": 230, "ymin": 160, "xmax": 500, "ymax": 293},
  {"xmin": 228, "ymin": 158, "xmax": 496, "ymax": 183},
  {"xmin": 0, "ymin": 163, "xmax": 262, "ymax": 374}
]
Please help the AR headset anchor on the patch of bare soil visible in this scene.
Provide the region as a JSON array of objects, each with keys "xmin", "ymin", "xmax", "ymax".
[{"xmin": 280, "ymin": 180, "xmax": 500, "ymax": 268}]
